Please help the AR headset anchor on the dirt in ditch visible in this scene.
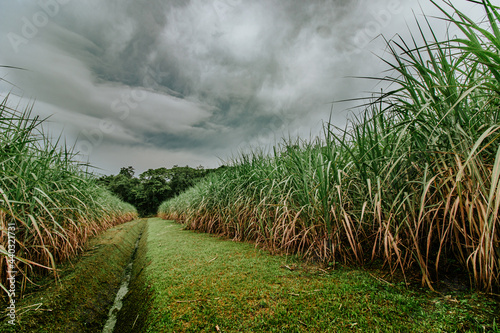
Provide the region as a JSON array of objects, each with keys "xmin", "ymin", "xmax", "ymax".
[{"xmin": 0, "ymin": 218, "xmax": 148, "ymax": 333}]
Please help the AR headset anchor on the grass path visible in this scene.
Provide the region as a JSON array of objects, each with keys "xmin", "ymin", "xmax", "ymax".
[
  {"xmin": 1, "ymin": 218, "xmax": 497, "ymax": 332},
  {"xmin": 134, "ymin": 219, "xmax": 499, "ymax": 332}
]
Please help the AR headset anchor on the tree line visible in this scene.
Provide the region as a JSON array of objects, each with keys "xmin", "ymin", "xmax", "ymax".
[{"xmin": 98, "ymin": 165, "xmax": 220, "ymax": 216}]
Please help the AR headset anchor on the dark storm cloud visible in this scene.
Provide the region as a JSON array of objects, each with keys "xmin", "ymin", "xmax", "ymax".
[
  {"xmin": 64, "ymin": 1, "xmax": 173, "ymax": 86},
  {"xmin": 0, "ymin": 0, "xmax": 482, "ymax": 174}
]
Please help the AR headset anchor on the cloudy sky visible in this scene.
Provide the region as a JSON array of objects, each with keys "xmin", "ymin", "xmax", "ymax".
[{"xmin": 0, "ymin": 0, "xmax": 484, "ymax": 175}]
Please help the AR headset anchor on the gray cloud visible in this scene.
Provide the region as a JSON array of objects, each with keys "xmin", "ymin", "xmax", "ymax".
[{"xmin": 0, "ymin": 0, "xmax": 485, "ymax": 174}]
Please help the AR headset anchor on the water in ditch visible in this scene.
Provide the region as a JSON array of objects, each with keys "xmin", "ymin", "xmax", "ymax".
[{"xmin": 102, "ymin": 232, "xmax": 142, "ymax": 333}]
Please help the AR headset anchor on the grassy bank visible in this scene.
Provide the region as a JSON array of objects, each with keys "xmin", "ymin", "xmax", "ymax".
[
  {"xmin": 0, "ymin": 219, "xmax": 146, "ymax": 332},
  {"xmin": 133, "ymin": 219, "xmax": 499, "ymax": 332},
  {"xmin": 0, "ymin": 96, "xmax": 138, "ymax": 297},
  {"xmin": 159, "ymin": 1, "xmax": 500, "ymax": 291}
]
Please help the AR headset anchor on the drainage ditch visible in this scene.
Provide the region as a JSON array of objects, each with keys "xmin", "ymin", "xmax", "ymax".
[
  {"xmin": 0, "ymin": 219, "xmax": 150, "ymax": 333},
  {"xmin": 112, "ymin": 218, "xmax": 153, "ymax": 333},
  {"xmin": 102, "ymin": 229, "xmax": 144, "ymax": 333}
]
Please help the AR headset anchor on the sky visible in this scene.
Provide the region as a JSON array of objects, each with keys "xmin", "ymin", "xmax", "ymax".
[{"xmin": 0, "ymin": 0, "xmax": 485, "ymax": 175}]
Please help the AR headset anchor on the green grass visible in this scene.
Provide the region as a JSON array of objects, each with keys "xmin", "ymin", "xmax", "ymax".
[
  {"xmin": 140, "ymin": 219, "xmax": 499, "ymax": 332},
  {"xmin": 159, "ymin": 0, "xmax": 500, "ymax": 292},
  {"xmin": 0, "ymin": 219, "xmax": 146, "ymax": 332}
]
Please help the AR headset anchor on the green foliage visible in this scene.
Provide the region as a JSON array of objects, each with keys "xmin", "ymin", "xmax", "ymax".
[
  {"xmin": 159, "ymin": 1, "xmax": 500, "ymax": 291},
  {"xmin": 100, "ymin": 165, "xmax": 212, "ymax": 217}
]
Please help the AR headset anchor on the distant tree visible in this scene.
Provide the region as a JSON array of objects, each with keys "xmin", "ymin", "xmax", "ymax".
[
  {"xmin": 119, "ymin": 166, "xmax": 135, "ymax": 178},
  {"xmin": 103, "ymin": 173, "xmax": 140, "ymax": 204},
  {"xmin": 135, "ymin": 168, "xmax": 172, "ymax": 216},
  {"xmin": 168, "ymin": 165, "xmax": 207, "ymax": 196}
]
